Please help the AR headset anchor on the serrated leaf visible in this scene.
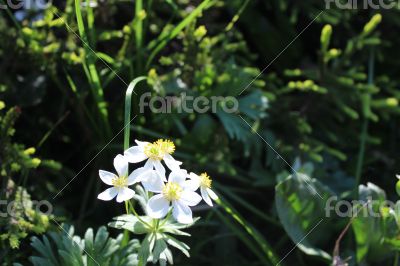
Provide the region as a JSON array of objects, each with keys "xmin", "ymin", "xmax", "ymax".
[{"xmin": 164, "ymin": 235, "xmax": 190, "ymax": 257}]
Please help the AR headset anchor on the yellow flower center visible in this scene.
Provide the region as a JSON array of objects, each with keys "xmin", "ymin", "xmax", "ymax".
[
  {"xmin": 144, "ymin": 142, "xmax": 163, "ymax": 160},
  {"xmin": 144, "ymin": 139, "xmax": 175, "ymax": 160},
  {"xmin": 112, "ymin": 176, "xmax": 128, "ymax": 188},
  {"xmin": 156, "ymin": 139, "xmax": 175, "ymax": 154},
  {"xmin": 200, "ymin": 173, "xmax": 212, "ymax": 188},
  {"xmin": 163, "ymin": 182, "xmax": 183, "ymax": 201}
]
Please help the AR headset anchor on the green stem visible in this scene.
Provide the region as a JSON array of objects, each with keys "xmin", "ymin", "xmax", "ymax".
[
  {"xmin": 355, "ymin": 48, "xmax": 374, "ymax": 196},
  {"xmin": 135, "ymin": 0, "xmax": 144, "ymax": 74},
  {"xmin": 216, "ymin": 198, "xmax": 279, "ymax": 265},
  {"xmin": 129, "ymin": 200, "xmax": 152, "ymax": 228},
  {"xmin": 124, "ymin": 76, "xmax": 148, "ymax": 150},
  {"xmin": 74, "ymin": 0, "xmax": 111, "ymax": 139},
  {"xmin": 125, "ymin": 201, "xmax": 129, "ymax": 214},
  {"xmin": 394, "ymin": 251, "xmax": 399, "ymax": 266}
]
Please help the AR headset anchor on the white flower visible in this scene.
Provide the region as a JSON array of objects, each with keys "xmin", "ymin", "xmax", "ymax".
[
  {"xmin": 97, "ymin": 154, "xmax": 142, "ymax": 203},
  {"xmin": 124, "ymin": 139, "xmax": 182, "ymax": 180},
  {"xmin": 143, "ymin": 170, "xmax": 201, "ymax": 224},
  {"xmin": 188, "ymin": 172, "xmax": 218, "ymax": 206}
]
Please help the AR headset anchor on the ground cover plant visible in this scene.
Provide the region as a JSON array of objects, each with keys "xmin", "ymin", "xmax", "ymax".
[{"xmin": 1, "ymin": 0, "xmax": 400, "ymax": 265}]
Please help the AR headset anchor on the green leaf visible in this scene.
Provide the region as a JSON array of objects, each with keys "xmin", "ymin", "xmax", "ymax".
[
  {"xmin": 152, "ymin": 236, "xmax": 168, "ymax": 263},
  {"xmin": 138, "ymin": 233, "xmax": 154, "ymax": 266},
  {"xmin": 275, "ymin": 173, "xmax": 335, "ymax": 261},
  {"xmin": 108, "ymin": 214, "xmax": 151, "ymax": 234},
  {"xmin": 164, "ymin": 235, "xmax": 190, "ymax": 257},
  {"xmin": 352, "ymin": 183, "xmax": 397, "ymax": 263}
]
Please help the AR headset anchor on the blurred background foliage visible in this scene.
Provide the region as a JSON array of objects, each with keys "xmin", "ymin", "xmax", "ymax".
[{"xmin": 1, "ymin": 0, "xmax": 400, "ymax": 265}]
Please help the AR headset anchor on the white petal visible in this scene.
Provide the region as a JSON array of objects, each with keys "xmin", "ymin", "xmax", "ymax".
[
  {"xmin": 97, "ymin": 187, "xmax": 118, "ymax": 201},
  {"xmin": 201, "ymin": 187, "xmax": 212, "ymax": 206},
  {"xmin": 116, "ymin": 188, "xmax": 135, "ymax": 203},
  {"xmin": 114, "ymin": 154, "xmax": 128, "ymax": 177},
  {"xmin": 180, "ymin": 190, "xmax": 202, "ymax": 206},
  {"xmin": 127, "ymin": 167, "xmax": 147, "ymax": 185},
  {"xmin": 135, "ymin": 140, "xmax": 149, "ymax": 147},
  {"xmin": 172, "ymin": 201, "xmax": 193, "ymax": 224},
  {"xmin": 163, "ymin": 154, "xmax": 182, "ymax": 171},
  {"xmin": 143, "ymin": 159, "xmax": 154, "ymax": 171},
  {"xmin": 99, "ymin": 170, "xmax": 117, "ymax": 186},
  {"xmin": 184, "ymin": 179, "xmax": 200, "ymax": 191},
  {"xmin": 147, "ymin": 194, "xmax": 170, "ymax": 219},
  {"xmin": 153, "ymin": 160, "xmax": 166, "ymax": 181},
  {"xmin": 189, "ymin": 172, "xmax": 200, "ymax": 181},
  {"xmin": 207, "ymin": 188, "xmax": 218, "ymax": 200},
  {"xmin": 124, "ymin": 146, "xmax": 147, "ymax": 163},
  {"xmin": 141, "ymin": 170, "xmax": 164, "ymax": 193},
  {"xmin": 168, "ymin": 170, "xmax": 187, "ymax": 185}
]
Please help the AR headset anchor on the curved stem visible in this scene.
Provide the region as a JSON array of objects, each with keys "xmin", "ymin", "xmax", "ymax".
[
  {"xmin": 124, "ymin": 76, "xmax": 148, "ymax": 150},
  {"xmin": 129, "ymin": 200, "xmax": 152, "ymax": 228}
]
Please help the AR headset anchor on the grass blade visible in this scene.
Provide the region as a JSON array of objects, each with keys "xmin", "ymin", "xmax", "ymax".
[{"xmin": 124, "ymin": 76, "xmax": 148, "ymax": 150}]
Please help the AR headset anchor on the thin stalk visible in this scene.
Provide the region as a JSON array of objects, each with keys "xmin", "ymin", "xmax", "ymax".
[
  {"xmin": 121, "ymin": 76, "xmax": 147, "ymax": 245},
  {"xmin": 135, "ymin": 0, "xmax": 144, "ymax": 74},
  {"xmin": 124, "ymin": 77, "xmax": 148, "ymax": 150},
  {"xmin": 86, "ymin": 0, "xmax": 96, "ymax": 46},
  {"xmin": 394, "ymin": 251, "xmax": 399, "ymax": 266},
  {"xmin": 225, "ymin": 0, "xmax": 250, "ymax": 31},
  {"xmin": 74, "ymin": 0, "xmax": 111, "ymax": 138},
  {"xmin": 129, "ymin": 200, "xmax": 152, "ymax": 228},
  {"xmin": 216, "ymin": 197, "xmax": 279, "ymax": 265},
  {"xmin": 355, "ymin": 48, "xmax": 375, "ymax": 196}
]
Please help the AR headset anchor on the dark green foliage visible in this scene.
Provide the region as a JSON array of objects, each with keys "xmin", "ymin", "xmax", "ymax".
[
  {"xmin": 1, "ymin": 0, "xmax": 400, "ymax": 265},
  {"xmin": 29, "ymin": 225, "xmax": 140, "ymax": 266}
]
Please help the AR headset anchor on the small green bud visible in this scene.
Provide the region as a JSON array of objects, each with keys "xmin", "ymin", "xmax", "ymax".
[
  {"xmin": 138, "ymin": 10, "xmax": 147, "ymax": 20},
  {"xmin": 386, "ymin": 97, "xmax": 398, "ymax": 107},
  {"xmin": 328, "ymin": 48, "xmax": 341, "ymax": 58},
  {"xmin": 24, "ymin": 147, "xmax": 36, "ymax": 155},
  {"xmin": 321, "ymin": 25, "xmax": 332, "ymax": 52},
  {"xmin": 0, "ymin": 101, "xmax": 5, "ymax": 110},
  {"xmin": 123, "ymin": 25, "xmax": 131, "ymax": 34},
  {"xmin": 194, "ymin": 25, "xmax": 207, "ymax": 40},
  {"xmin": 11, "ymin": 163, "xmax": 21, "ymax": 172},
  {"xmin": 363, "ymin": 14, "xmax": 382, "ymax": 35},
  {"xmin": 22, "ymin": 27, "xmax": 33, "ymax": 36},
  {"xmin": 396, "ymin": 179, "xmax": 400, "ymax": 197},
  {"xmin": 31, "ymin": 158, "xmax": 41, "ymax": 168}
]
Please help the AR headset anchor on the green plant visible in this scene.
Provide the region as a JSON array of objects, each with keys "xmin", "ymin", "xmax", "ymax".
[{"xmin": 28, "ymin": 225, "xmax": 140, "ymax": 266}]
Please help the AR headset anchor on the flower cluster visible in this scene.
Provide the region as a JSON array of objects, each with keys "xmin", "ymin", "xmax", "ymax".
[{"xmin": 97, "ymin": 139, "xmax": 218, "ymax": 223}]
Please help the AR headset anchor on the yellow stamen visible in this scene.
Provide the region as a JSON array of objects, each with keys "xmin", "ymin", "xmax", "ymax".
[
  {"xmin": 112, "ymin": 176, "xmax": 128, "ymax": 188},
  {"xmin": 144, "ymin": 142, "xmax": 164, "ymax": 160},
  {"xmin": 200, "ymin": 173, "xmax": 212, "ymax": 188},
  {"xmin": 156, "ymin": 139, "xmax": 175, "ymax": 154},
  {"xmin": 163, "ymin": 182, "xmax": 183, "ymax": 201},
  {"xmin": 144, "ymin": 139, "xmax": 175, "ymax": 160}
]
